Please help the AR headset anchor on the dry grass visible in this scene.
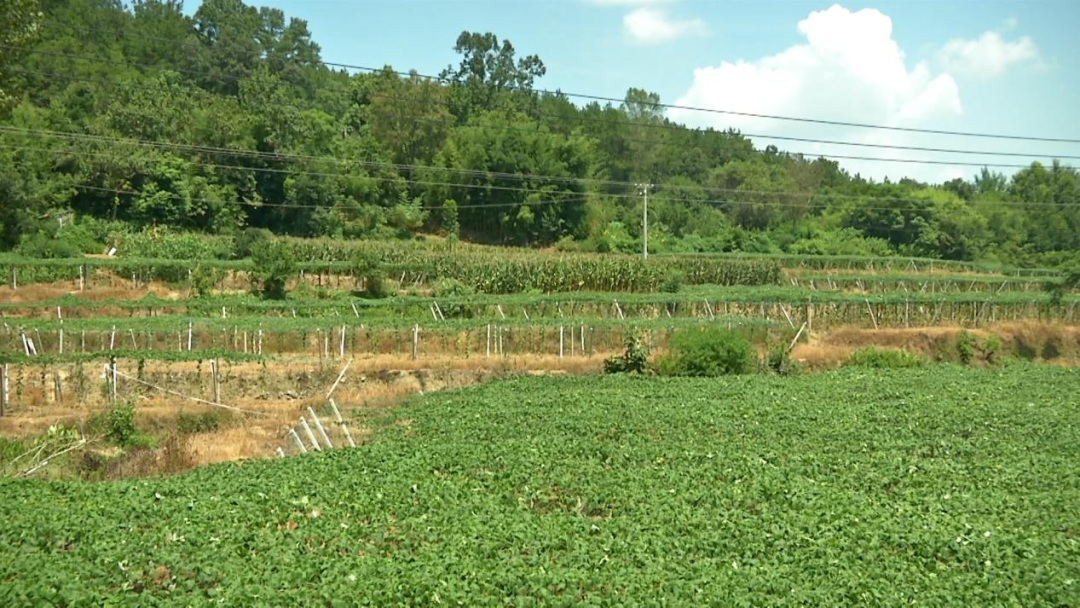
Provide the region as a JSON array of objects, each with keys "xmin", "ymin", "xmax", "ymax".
[
  {"xmin": 2, "ymin": 320, "xmax": 1077, "ymax": 477},
  {"xmin": 792, "ymin": 322, "xmax": 1080, "ymax": 369},
  {"xmin": 0, "ymin": 352, "xmax": 610, "ymax": 476}
]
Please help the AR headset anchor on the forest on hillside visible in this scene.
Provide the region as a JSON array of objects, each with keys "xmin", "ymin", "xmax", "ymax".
[{"xmin": 1, "ymin": 0, "xmax": 1078, "ymax": 267}]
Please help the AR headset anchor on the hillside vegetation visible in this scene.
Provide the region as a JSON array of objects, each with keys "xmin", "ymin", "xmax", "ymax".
[{"xmin": 0, "ymin": 0, "xmax": 1078, "ymax": 269}]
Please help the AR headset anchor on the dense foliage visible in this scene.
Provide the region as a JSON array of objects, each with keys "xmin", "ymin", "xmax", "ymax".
[
  {"xmin": 1, "ymin": 0, "xmax": 1078, "ymax": 268},
  {"xmin": 0, "ymin": 368, "xmax": 1077, "ymax": 604},
  {"xmin": 657, "ymin": 326, "xmax": 756, "ymax": 376}
]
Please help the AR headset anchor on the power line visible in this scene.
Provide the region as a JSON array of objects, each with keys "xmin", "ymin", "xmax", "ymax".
[
  {"xmin": 30, "ymin": 19, "xmax": 1080, "ymax": 143},
  {"xmin": 68, "ymin": 183, "xmax": 592, "ymax": 212},
  {"xmin": 10, "ymin": 67, "xmax": 1074, "ymax": 173},
  {"xmin": 11, "ymin": 57, "xmax": 1080, "ymax": 164},
  {"xmin": 5, "ymin": 129, "xmax": 1079, "ymax": 209},
  {"xmin": 0, "ymin": 128, "xmax": 615, "ymax": 190}
]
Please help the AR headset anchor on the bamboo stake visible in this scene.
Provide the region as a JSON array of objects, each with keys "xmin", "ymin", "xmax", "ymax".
[
  {"xmin": 307, "ymin": 407, "xmax": 333, "ymax": 449},
  {"xmin": 329, "ymin": 399, "xmax": 355, "ymax": 448}
]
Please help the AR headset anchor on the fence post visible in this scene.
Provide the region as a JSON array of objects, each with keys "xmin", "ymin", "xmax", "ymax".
[
  {"xmin": 210, "ymin": 359, "xmax": 221, "ymax": 404},
  {"xmin": 53, "ymin": 370, "xmax": 63, "ymax": 405},
  {"xmin": 329, "ymin": 399, "xmax": 356, "ymax": 447},
  {"xmin": 307, "ymin": 406, "xmax": 333, "ymax": 449},
  {"xmin": 289, "ymin": 428, "xmax": 308, "ymax": 454},
  {"xmin": 0, "ymin": 364, "xmax": 7, "ymax": 416},
  {"xmin": 299, "ymin": 417, "xmax": 321, "ymax": 451}
]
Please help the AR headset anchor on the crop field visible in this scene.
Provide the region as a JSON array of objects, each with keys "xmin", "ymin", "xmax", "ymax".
[
  {"xmin": 1, "ymin": 366, "xmax": 1077, "ymax": 605},
  {"xmin": 0, "ymin": 237, "xmax": 1077, "ymax": 476}
]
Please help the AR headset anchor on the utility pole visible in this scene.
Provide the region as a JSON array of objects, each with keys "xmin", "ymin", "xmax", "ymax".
[{"xmin": 637, "ymin": 183, "xmax": 653, "ymax": 260}]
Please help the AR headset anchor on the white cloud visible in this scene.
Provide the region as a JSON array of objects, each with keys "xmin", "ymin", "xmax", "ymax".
[
  {"xmin": 669, "ymin": 4, "xmax": 965, "ymax": 182},
  {"xmin": 939, "ymin": 31, "xmax": 1038, "ymax": 79},
  {"xmin": 1002, "ymin": 16, "xmax": 1019, "ymax": 30},
  {"xmin": 624, "ymin": 7, "xmax": 707, "ymax": 45}
]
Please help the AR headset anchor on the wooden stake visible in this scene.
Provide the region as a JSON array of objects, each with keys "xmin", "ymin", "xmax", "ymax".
[
  {"xmin": 864, "ymin": 299, "xmax": 879, "ymax": 330},
  {"xmin": 276, "ymin": 447, "xmax": 286, "ymax": 458},
  {"xmin": 0, "ymin": 364, "xmax": 7, "ymax": 416},
  {"xmin": 210, "ymin": 359, "xmax": 221, "ymax": 404},
  {"xmin": 52, "ymin": 370, "xmax": 62, "ymax": 405},
  {"xmin": 559, "ymin": 326, "xmax": 564, "ymax": 358},
  {"xmin": 187, "ymin": 322, "xmax": 193, "ymax": 351},
  {"xmin": 412, "ymin": 324, "xmax": 419, "ymax": 360},
  {"xmin": 486, "ymin": 324, "xmax": 491, "ymax": 357}
]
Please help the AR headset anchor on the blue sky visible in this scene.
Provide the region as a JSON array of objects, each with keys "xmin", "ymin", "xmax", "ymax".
[{"xmin": 188, "ymin": 0, "xmax": 1079, "ymax": 183}]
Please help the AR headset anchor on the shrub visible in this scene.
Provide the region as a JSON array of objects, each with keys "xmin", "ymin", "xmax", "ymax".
[
  {"xmin": 656, "ymin": 327, "xmax": 754, "ymax": 376},
  {"xmin": 844, "ymin": 347, "xmax": 924, "ymax": 369},
  {"xmin": 190, "ymin": 262, "xmax": 223, "ymax": 298},
  {"xmin": 176, "ymin": 410, "xmax": 230, "ymax": 435},
  {"xmin": 957, "ymin": 330, "xmax": 977, "ymax": 365},
  {"xmin": 980, "ymin": 333, "xmax": 1003, "ymax": 364},
  {"xmin": 765, "ymin": 343, "xmax": 797, "ymax": 375},
  {"xmin": 659, "ymin": 270, "xmax": 685, "ymax": 294},
  {"xmin": 604, "ymin": 331, "xmax": 650, "ymax": 374},
  {"xmin": 234, "ymin": 227, "xmax": 273, "ymax": 260},
  {"xmin": 363, "ymin": 268, "xmax": 390, "ymax": 299},
  {"xmin": 89, "ymin": 402, "xmax": 137, "ymax": 446},
  {"xmin": 250, "ymin": 241, "xmax": 296, "ymax": 299},
  {"xmin": 433, "ymin": 278, "xmax": 475, "ymax": 317}
]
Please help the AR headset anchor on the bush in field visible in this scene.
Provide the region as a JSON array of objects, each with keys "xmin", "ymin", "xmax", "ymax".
[
  {"xmin": 845, "ymin": 347, "xmax": 924, "ymax": 369},
  {"xmin": 659, "ymin": 270, "xmax": 685, "ymax": 294},
  {"xmin": 957, "ymin": 330, "xmax": 977, "ymax": 365},
  {"xmin": 433, "ymin": 278, "xmax": 474, "ymax": 316},
  {"xmin": 1044, "ymin": 265, "xmax": 1080, "ymax": 305},
  {"xmin": 981, "ymin": 333, "xmax": 1003, "ymax": 364},
  {"xmin": 604, "ymin": 331, "xmax": 650, "ymax": 374},
  {"xmin": 765, "ymin": 343, "xmax": 797, "ymax": 375},
  {"xmin": 190, "ymin": 262, "xmax": 223, "ymax": 297},
  {"xmin": 363, "ymin": 268, "xmax": 390, "ymax": 299},
  {"xmin": 250, "ymin": 241, "xmax": 296, "ymax": 299},
  {"xmin": 89, "ymin": 402, "xmax": 137, "ymax": 446},
  {"xmin": 656, "ymin": 327, "xmax": 754, "ymax": 376},
  {"xmin": 234, "ymin": 227, "xmax": 274, "ymax": 260}
]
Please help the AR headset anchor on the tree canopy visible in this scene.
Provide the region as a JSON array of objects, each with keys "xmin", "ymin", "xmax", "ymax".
[{"xmin": 1, "ymin": 0, "xmax": 1077, "ymax": 268}]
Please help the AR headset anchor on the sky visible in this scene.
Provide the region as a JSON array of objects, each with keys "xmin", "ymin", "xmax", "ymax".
[{"xmin": 187, "ymin": 0, "xmax": 1080, "ymax": 184}]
